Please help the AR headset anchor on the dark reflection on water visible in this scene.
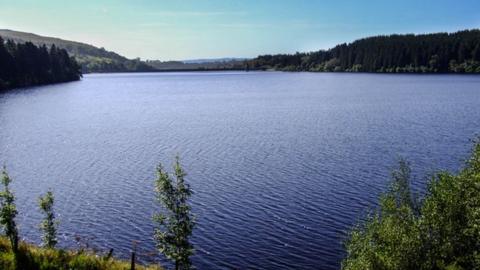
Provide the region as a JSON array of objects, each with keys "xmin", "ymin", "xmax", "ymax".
[{"xmin": 0, "ymin": 72, "xmax": 479, "ymax": 269}]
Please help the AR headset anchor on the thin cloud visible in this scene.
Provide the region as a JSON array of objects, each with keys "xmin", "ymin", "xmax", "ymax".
[
  {"xmin": 216, "ymin": 23, "xmax": 275, "ymax": 29},
  {"xmin": 136, "ymin": 22, "xmax": 174, "ymax": 28},
  {"xmin": 216, "ymin": 22, "xmax": 358, "ymax": 30},
  {"xmin": 149, "ymin": 10, "xmax": 247, "ymax": 17}
]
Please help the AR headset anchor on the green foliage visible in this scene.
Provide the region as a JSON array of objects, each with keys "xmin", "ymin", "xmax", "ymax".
[
  {"xmin": 248, "ymin": 29, "xmax": 480, "ymax": 74},
  {"xmin": 0, "ymin": 36, "xmax": 81, "ymax": 91},
  {"xmin": 154, "ymin": 157, "xmax": 195, "ymax": 270},
  {"xmin": 343, "ymin": 142, "xmax": 480, "ymax": 270},
  {"xmin": 0, "ymin": 168, "xmax": 19, "ymax": 255},
  {"xmin": 39, "ymin": 191, "xmax": 58, "ymax": 249},
  {"xmin": 0, "ymin": 236, "xmax": 162, "ymax": 270}
]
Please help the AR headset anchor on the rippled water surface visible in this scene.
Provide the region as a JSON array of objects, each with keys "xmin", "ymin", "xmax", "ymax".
[{"xmin": 1, "ymin": 72, "xmax": 479, "ymax": 269}]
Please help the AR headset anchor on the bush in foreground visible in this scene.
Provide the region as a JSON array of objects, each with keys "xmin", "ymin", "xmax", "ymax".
[{"xmin": 343, "ymin": 142, "xmax": 480, "ymax": 270}]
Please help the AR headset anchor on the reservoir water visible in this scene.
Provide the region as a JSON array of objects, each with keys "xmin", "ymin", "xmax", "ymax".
[{"xmin": 0, "ymin": 72, "xmax": 479, "ymax": 269}]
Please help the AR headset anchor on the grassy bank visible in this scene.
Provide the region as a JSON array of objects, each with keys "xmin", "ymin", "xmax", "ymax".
[{"xmin": 0, "ymin": 237, "xmax": 162, "ymax": 270}]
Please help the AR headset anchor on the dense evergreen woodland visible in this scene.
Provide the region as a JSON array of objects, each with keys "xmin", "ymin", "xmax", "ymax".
[
  {"xmin": 248, "ymin": 29, "xmax": 480, "ymax": 73},
  {"xmin": 0, "ymin": 36, "xmax": 81, "ymax": 91}
]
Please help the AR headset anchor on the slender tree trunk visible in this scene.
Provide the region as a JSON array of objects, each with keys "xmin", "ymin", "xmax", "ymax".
[
  {"xmin": 130, "ymin": 251, "xmax": 135, "ymax": 270},
  {"xmin": 10, "ymin": 235, "xmax": 18, "ymax": 254},
  {"xmin": 175, "ymin": 260, "xmax": 179, "ymax": 270},
  {"xmin": 12, "ymin": 239, "xmax": 20, "ymax": 270}
]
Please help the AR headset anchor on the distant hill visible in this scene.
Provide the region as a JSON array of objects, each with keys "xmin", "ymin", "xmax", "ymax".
[
  {"xmin": 0, "ymin": 29, "xmax": 249, "ymax": 73},
  {"xmin": 145, "ymin": 59, "xmax": 246, "ymax": 71},
  {"xmin": 182, "ymin": 58, "xmax": 249, "ymax": 64},
  {"xmin": 0, "ymin": 29, "xmax": 154, "ymax": 73}
]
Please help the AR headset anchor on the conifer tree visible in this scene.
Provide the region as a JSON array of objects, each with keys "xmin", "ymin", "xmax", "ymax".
[{"xmin": 0, "ymin": 36, "xmax": 81, "ymax": 91}]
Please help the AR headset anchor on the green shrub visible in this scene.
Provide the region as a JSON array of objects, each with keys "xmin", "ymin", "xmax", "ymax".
[{"xmin": 343, "ymin": 142, "xmax": 480, "ymax": 270}]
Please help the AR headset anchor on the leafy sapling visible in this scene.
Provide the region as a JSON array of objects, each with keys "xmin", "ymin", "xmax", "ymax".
[
  {"xmin": 39, "ymin": 190, "xmax": 58, "ymax": 248},
  {"xmin": 0, "ymin": 168, "xmax": 19, "ymax": 253},
  {"xmin": 154, "ymin": 156, "xmax": 195, "ymax": 270}
]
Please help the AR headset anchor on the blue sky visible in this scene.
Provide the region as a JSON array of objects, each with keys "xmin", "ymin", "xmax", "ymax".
[{"xmin": 0, "ymin": 0, "xmax": 479, "ymax": 60}]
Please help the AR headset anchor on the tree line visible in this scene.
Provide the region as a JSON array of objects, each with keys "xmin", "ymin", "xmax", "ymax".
[
  {"xmin": 247, "ymin": 29, "xmax": 480, "ymax": 73},
  {"xmin": 0, "ymin": 36, "xmax": 82, "ymax": 91}
]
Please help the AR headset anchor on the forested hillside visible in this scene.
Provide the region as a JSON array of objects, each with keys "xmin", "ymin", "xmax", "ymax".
[
  {"xmin": 0, "ymin": 36, "xmax": 81, "ymax": 91},
  {"xmin": 0, "ymin": 30, "xmax": 246, "ymax": 73},
  {"xmin": 3, "ymin": 29, "xmax": 480, "ymax": 75},
  {"xmin": 248, "ymin": 29, "xmax": 480, "ymax": 73},
  {"xmin": 0, "ymin": 29, "xmax": 154, "ymax": 73}
]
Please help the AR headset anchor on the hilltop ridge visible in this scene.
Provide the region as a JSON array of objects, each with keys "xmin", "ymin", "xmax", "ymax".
[{"xmin": 0, "ymin": 29, "xmax": 154, "ymax": 73}]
